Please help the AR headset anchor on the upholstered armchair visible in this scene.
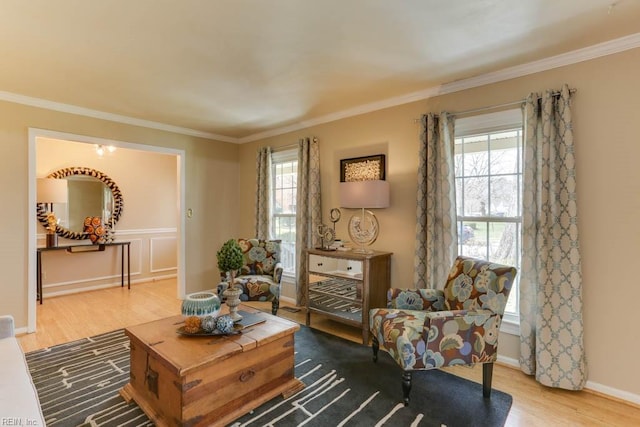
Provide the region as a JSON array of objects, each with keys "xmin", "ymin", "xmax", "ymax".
[
  {"xmin": 369, "ymin": 256, "xmax": 517, "ymax": 406},
  {"xmin": 219, "ymin": 238, "xmax": 283, "ymax": 315}
]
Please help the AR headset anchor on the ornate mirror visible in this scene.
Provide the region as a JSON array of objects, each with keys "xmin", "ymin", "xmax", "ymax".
[{"xmin": 36, "ymin": 167, "xmax": 124, "ymax": 240}]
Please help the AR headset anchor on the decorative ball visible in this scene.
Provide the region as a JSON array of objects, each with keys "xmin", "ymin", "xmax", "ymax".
[
  {"xmin": 201, "ymin": 315, "xmax": 217, "ymax": 333},
  {"xmin": 181, "ymin": 292, "xmax": 221, "ymax": 318},
  {"xmin": 215, "ymin": 315, "xmax": 234, "ymax": 334},
  {"xmin": 183, "ymin": 316, "xmax": 202, "ymax": 334}
]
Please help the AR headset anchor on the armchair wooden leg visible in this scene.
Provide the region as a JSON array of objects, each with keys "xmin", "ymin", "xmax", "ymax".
[
  {"xmin": 372, "ymin": 336, "xmax": 379, "ymax": 362},
  {"xmin": 271, "ymin": 298, "xmax": 279, "ymax": 315},
  {"xmin": 483, "ymin": 362, "xmax": 494, "ymax": 398},
  {"xmin": 402, "ymin": 371, "xmax": 412, "ymax": 406}
]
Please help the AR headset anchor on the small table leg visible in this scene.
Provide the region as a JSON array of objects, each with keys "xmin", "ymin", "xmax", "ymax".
[
  {"xmin": 127, "ymin": 243, "xmax": 130, "ymax": 289},
  {"xmin": 121, "ymin": 244, "xmax": 124, "ymax": 287},
  {"xmin": 37, "ymin": 251, "xmax": 43, "ymax": 304},
  {"xmin": 121, "ymin": 243, "xmax": 131, "ymax": 290}
]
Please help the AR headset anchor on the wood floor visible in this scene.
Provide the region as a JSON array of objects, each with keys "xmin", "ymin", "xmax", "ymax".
[{"xmin": 18, "ymin": 278, "xmax": 640, "ymax": 426}]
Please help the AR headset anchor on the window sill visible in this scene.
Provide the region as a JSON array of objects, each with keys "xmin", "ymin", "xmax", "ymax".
[
  {"xmin": 500, "ymin": 317, "xmax": 520, "ymax": 336},
  {"xmin": 282, "ymin": 273, "xmax": 295, "ymax": 284}
]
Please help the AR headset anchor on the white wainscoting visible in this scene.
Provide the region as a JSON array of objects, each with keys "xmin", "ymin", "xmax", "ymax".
[
  {"xmin": 37, "ymin": 228, "xmax": 177, "ymax": 298},
  {"xmin": 150, "ymin": 236, "xmax": 178, "ymax": 273}
]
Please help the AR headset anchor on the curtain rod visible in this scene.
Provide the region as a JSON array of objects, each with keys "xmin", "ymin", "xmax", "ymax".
[
  {"xmin": 415, "ymin": 88, "xmax": 576, "ymax": 122},
  {"xmin": 272, "ymin": 143, "xmax": 297, "ymax": 152},
  {"xmin": 270, "ymin": 136, "xmax": 318, "ymax": 152}
]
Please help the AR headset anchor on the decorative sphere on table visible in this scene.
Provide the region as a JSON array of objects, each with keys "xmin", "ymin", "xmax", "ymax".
[
  {"xmin": 215, "ymin": 315, "xmax": 234, "ymax": 334},
  {"xmin": 181, "ymin": 292, "xmax": 221, "ymax": 318},
  {"xmin": 201, "ymin": 315, "xmax": 217, "ymax": 333}
]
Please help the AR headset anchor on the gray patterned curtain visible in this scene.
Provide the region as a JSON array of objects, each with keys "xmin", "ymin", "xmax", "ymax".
[
  {"xmin": 414, "ymin": 113, "xmax": 458, "ymax": 289},
  {"xmin": 295, "ymin": 137, "xmax": 321, "ymax": 306},
  {"xmin": 255, "ymin": 146, "xmax": 272, "ymax": 239},
  {"xmin": 520, "ymin": 85, "xmax": 587, "ymax": 389}
]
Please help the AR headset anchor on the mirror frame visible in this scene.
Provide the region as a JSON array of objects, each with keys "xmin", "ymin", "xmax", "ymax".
[{"xmin": 36, "ymin": 166, "xmax": 124, "ymax": 240}]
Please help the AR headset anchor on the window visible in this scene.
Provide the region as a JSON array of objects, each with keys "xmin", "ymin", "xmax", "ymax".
[
  {"xmin": 454, "ymin": 110, "xmax": 522, "ymax": 324},
  {"xmin": 271, "ymin": 149, "xmax": 298, "ymax": 277}
]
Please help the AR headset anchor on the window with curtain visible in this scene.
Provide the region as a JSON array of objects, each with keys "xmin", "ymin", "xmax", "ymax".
[
  {"xmin": 271, "ymin": 148, "xmax": 298, "ymax": 277},
  {"xmin": 454, "ymin": 109, "xmax": 522, "ymax": 324}
]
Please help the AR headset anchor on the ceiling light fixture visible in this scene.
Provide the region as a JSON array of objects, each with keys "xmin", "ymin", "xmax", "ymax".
[{"xmin": 95, "ymin": 144, "xmax": 116, "ymax": 157}]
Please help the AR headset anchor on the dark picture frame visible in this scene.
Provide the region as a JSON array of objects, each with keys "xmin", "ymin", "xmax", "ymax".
[{"xmin": 340, "ymin": 154, "xmax": 386, "ymax": 182}]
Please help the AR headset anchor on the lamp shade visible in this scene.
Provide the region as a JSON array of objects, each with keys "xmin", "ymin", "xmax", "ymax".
[
  {"xmin": 37, "ymin": 178, "xmax": 68, "ymax": 204},
  {"xmin": 339, "ymin": 180, "xmax": 390, "ymax": 208}
]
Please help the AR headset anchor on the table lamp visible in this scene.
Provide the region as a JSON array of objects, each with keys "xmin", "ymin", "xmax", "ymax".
[
  {"xmin": 339, "ymin": 180, "xmax": 390, "ymax": 253},
  {"xmin": 37, "ymin": 178, "xmax": 68, "ymax": 246}
]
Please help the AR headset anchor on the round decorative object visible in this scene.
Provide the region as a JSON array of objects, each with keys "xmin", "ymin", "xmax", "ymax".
[
  {"xmin": 329, "ymin": 208, "xmax": 341, "ymax": 223},
  {"xmin": 323, "ymin": 227, "xmax": 336, "ymax": 246},
  {"xmin": 35, "ymin": 166, "xmax": 124, "ymax": 241},
  {"xmin": 183, "ymin": 316, "xmax": 202, "ymax": 334},
  {"xmin": 201, "ymin": 315, "xmax": 217, "ymax": 333},
  {"xmin": 83, "ymin": 216, "xmax": 106, "ymax": 244},
  {"xmin": 215, "ymin": 315, "xmax": 235, "ymax": 334},
  {"xmin": 348, "ymin": 210, "xmax": 379, "ymax": 248},
  {"xmin": 181, "ymin": 292, "xmax": 221, "ymax": 318}
]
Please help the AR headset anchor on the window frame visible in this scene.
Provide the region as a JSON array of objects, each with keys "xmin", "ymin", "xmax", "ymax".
[
  {"xmin": 270, "ymin": 148, "xmax": 298, "ymax": 279},
  {"xmin": 454, "ymin": 109, "xmax": 523, "ymax": 334}
]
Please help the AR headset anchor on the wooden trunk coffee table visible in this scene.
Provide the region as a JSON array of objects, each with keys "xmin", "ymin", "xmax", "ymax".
[{"xmin": 119, "ymin": 305, "xmax": 304, "ymax": 427}]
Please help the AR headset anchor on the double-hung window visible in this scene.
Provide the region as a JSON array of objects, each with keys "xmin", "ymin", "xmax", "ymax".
[
  {"xmin": 454, "ymin": 110, "xmax": 522, "ymax": 326},
  {"xmin": 270, "ymin": 148, "xmax": 298, "ymax": 278}
]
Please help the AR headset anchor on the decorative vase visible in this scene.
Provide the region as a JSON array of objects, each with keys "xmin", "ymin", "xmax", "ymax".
[
  {"xmin": 45, "ymin": 233, "xmax": 57, "ymax": 248},
  {"xmin": 181, "ymin": 292, "xmax": 221, "ymax": 318},
  {"xmin": 222, "ymin": 285, "xmax": 243, "ymax": 322}
]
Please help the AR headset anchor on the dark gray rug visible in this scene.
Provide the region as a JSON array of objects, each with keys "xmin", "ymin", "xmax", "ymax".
[{"xmin": 26, "ymin": 326, "xmax": 511, "ymax": 426}]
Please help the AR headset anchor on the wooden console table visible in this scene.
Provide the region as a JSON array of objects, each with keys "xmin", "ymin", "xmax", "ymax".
[
  {"xmin": 305, "ymin": 248, "xmax": 392, "ymax": 344},
  {"xmin": 36, "ymin": 241, "xmax": 131, "ymax": 304}
]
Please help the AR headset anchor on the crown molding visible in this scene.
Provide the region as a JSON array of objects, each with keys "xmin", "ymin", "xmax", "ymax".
[
  {"xmin": 240, "ymin": 32, "xmax": 640, "ymax": 143},
  {"xmin": 2, "ymin": 33, "xmax": 639, "ymax": 144},
  {"xmin": 0, "ymin": 90, "xmax": 237, "ymax": 143},
  {"xmin": 237, "ymin": 88, "xmax": 442, "ymax": 144},
  {"xmin": 438, "ymin": 32, "xmax": 640, "ymax": 94}
]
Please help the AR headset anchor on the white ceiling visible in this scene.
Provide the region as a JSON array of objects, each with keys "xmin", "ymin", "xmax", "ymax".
[{"xmin": 1, "ymin": 0, "xmax": 639, "ymax": 142}]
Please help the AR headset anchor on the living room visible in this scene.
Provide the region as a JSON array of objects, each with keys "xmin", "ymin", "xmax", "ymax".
[{"xmin": 2, "ymin": 2, "xmax": 640, "ymax": 425}]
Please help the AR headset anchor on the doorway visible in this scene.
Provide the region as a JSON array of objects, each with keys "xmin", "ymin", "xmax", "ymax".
[{"xmin": 27, "ymin": 128, "xmax": 186, "ymax": 332}]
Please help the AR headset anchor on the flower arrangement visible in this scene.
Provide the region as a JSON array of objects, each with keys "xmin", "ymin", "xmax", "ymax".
[{"xmin": 45, "ymin": 212, "xmax": 58, "ymax": 234}]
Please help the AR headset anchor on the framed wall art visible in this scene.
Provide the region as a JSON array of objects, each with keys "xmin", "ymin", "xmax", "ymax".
[{"xmin": 340, "ymin": 154, "xmax": 386, "ymax": 182}]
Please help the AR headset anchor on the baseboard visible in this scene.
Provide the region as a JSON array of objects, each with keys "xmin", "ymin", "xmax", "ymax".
[
  {"xmin": 496, "ymin": 354, "xmax": 640, "ymax": 407},
  {"xmin": 280, "ymin": 295, "xmax": 296, "ymax": 305},
  {"xmin": 15, "ymin": 326, "xmax": 29, "ymax": 335},
  {"xmin": 585, "ymin": 380, "xmax": 640, "ymax": 407},
  {"xmin": 496, "ymin": 354, "xmax": 519, "ymax": 368},
  {"xmin": 44, "ymin": 274, "xmax": 177, "ymax": 299}
]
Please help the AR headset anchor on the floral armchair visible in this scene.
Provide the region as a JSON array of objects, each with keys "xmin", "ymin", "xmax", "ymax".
[
  {"xmin": 369, "ymin": 256, "xmax": 517, "ymax": 406},
  {"xmin": 219, "ymin": 238, "xmax": 283, "ymax": 315}
]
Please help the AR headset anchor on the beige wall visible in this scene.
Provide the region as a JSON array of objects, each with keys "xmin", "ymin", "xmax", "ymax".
[
  {"xmin": 238, "ymin": 48, "xmax": 640, "ymax": 398},
  {"xmin": 0, "ymin": 101, "xmax": 240, "ymax": 329}
]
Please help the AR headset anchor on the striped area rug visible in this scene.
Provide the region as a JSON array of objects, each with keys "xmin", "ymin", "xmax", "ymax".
[
  {"xmin": 26, "ymin": 326, "xmax": 511, "ymax": 426},
  {"xmin": 25, "ymin": 329, "xmax": 150, "ymax": 426}
]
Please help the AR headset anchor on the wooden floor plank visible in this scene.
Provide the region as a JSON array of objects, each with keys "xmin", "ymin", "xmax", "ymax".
[{"xmin": 17, "ymin": 278, "xmax": 640, "ymax": 426}]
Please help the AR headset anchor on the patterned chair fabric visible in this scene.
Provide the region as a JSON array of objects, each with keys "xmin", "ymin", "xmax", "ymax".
[
  {"xmin": 369, "ymin": 256, "xmax": 517, "ymax": 404},
  {"xmin": 220, "ymin": 238, "xmax": 283, "ymax": 315}
]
